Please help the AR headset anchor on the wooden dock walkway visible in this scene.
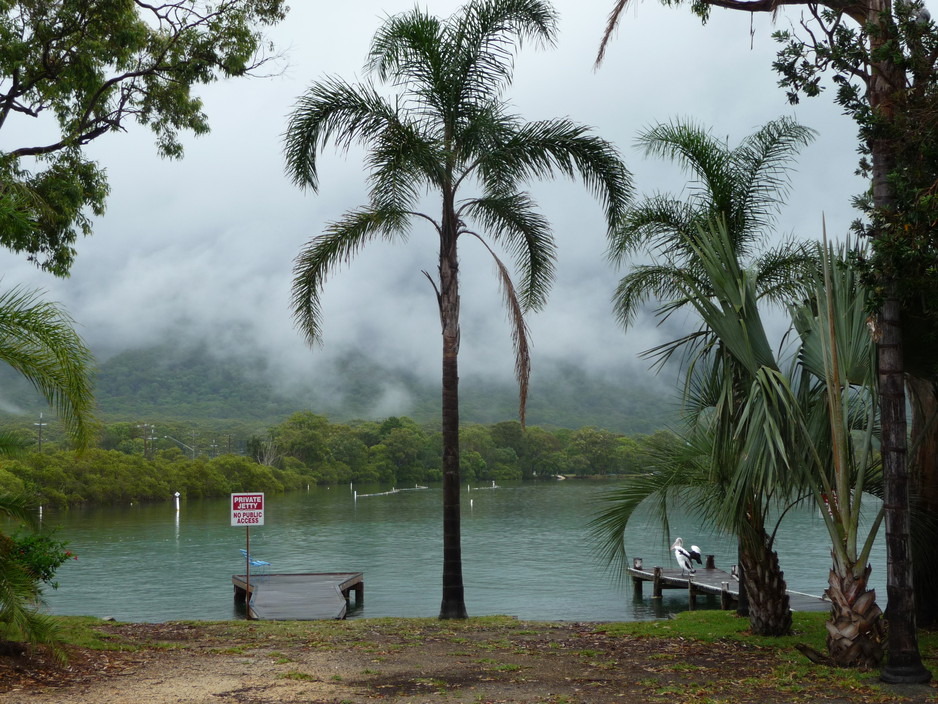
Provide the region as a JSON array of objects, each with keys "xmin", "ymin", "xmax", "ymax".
[
  {"xmin": 628, "ymin": 557, "xmax": 830, "ymax": 612},
  {"xmin": 232, "ymin": 572, "xmax": 364, "ymax": 620}
]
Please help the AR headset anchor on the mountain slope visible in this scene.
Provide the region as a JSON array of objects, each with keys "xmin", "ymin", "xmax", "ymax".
[{"xmin": 0, "ymin": 345, "xmax": 677, "ymax": 434}]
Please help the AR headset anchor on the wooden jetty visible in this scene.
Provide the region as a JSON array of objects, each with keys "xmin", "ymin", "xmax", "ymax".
[
  {"xmin": 628, "ymin": 556, "xmax": 830, "ymax": 612},
  {"xmin": 232, "ymin": 572, "xmax": 364, "ymax": 620}
]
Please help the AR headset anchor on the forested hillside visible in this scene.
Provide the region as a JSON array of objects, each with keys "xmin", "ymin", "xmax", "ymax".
[{"xmin": 0, "ymin": 344, "xmax": 677, "ymax": 434}]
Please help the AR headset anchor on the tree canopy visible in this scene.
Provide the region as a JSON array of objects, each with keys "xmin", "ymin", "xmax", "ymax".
[{"xmin": 1, "ymin": 0, "xmax": 287, "ymax": 275}]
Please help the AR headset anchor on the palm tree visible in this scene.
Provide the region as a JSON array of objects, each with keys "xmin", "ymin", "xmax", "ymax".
[
  {"xmin": 677, "ymin": 228, "xmax": 887, "ymax": 663},
  {"xmin": 0, "ymin": 286, "xmax": 95, "ymax": 655},
  {"xmin": 788, "ymin": 239, "xmax": 885, "ymax": 667},
  {"xmin": 604, "ymin": 118, "xmax": 816, "ymax": 635},
  {"xmin": 595, "ymin": 224, "xmax": 888, "ymax": 660},
  {"xmin": 283, "ymin": 0, "xmax": 631, "ymax": 619}
]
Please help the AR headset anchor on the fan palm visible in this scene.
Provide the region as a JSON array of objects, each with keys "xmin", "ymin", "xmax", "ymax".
[
  {"xmin": 595, "ymin": 225, "xmax": 888, "ymax": 660},
  {"xmin": 787, "ymin": 239, "xmax": 885, "ymax": 666},
  {"xmin": 691, "ymin": 231, "xmax": 886, "ymax": 663},
  {"xmin": 283, "ymin": 0, "xmax": 631, "ymax": 618},
  {"xmin": 595, "ymin": 218, "xmax": 799, "ymax": 635},
  {"xmin": 602, "ymin": 118, "xmax": 817, "ymax": 635}
]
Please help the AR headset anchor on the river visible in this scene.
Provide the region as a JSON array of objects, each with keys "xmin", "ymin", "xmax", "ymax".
[{"xmin": 36, "ymin": 480, "xmax": 885, "ymax": 622}]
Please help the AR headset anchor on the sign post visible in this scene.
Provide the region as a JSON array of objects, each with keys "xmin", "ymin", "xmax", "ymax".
[{"xmin": 231, "ymin": 493, "xmax": 264, "ymax": 616}]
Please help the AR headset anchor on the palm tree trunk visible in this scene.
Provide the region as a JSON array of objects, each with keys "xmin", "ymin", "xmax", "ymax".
[
  {"xmin": 438, "ymin": 217, "xmax": 467, "ymax": 620},
  {"xmin": 826, "ymin": 561, "xmax": 885, "ymax": 667},
  {"xmin": 739, "ymin": 530, "xmax": 791, "ymax": 636}
]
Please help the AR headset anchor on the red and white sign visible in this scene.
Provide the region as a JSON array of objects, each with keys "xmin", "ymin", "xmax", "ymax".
[{"xmin": 231, "ymin": 493, "xmax": 265, "ymax": 526}]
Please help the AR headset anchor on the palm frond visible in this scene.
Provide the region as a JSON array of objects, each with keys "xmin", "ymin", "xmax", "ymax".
[
  {"xmin": 733, "ymin": 118, "xmax": 817, "ymax": 249},
  {"xmin": 367, "ymin": 116, "xmax": 440, "ymax": 209},
  {"xmin": 595, "ymin": 0, "xmax": 630, "ymax": 67},
  {"xmin": 589, "ymin": 426, "xmax": 716, "ymax": 579},
  {"xmin": 752, "ymin": 238, "xmax": 819, "ymax": 307},
  {"xmin": 0, "ymin": 287, "xmax": 95, "ymax": 450},
  {"xmin": 0, "ymin": 430, "xmax": 34, "ymax": 459},
  {"xmin": 637, "ymin": 119, "xmax": 733, "ymax": 216},
  {"xmin": 283, "ymin": 77, "xmax": 399, "ymax": 192},
  {"xmin": 467, "ymin": 233, "xmax": 532, "ymax": 426},
  {"xmin": 612, "ymin": 262, "xmax": 707, "ymax": 329},
  {"xmin": 460, "ymin": 190, "xmax": 555, "ymax": 310},
  {"xmin": 367, "ymin": 7, "xmax": 446, "ymax": 90},
  {"xmin": 607, "ymin": 196, "xmax": 698, "ymax": 263},
  {"xmin": 476, "ymin": 119, "xmax": 632, "ymax": 233},
  {"xmin": 451, "ymin": 0, "xmax": 558, "ymax": 108},
  {"xmin": 292, "ymin": 207, "xmax": 412, "ymax": 345},
  {"xmin": 0, "ymin": 493, "xmax": 39, "ymax": 528}
]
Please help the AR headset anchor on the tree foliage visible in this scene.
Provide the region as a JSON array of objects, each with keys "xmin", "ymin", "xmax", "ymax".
[
  {"xmin": 0, "ymin": 413, "xmax": 653, "ymax": 507},
  {"xmin": 284, "ymin": 0, "xmax": 631, "ymax": 619},
  {"xmin": 0, "ymin": 0, "xmax": 287, "ymax": 274}
]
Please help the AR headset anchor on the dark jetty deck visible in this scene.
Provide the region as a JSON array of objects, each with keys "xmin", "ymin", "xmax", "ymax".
[
  {"xmin": 232, "ymin": 572, "xmax": 364, "ymax": 620},
  {"xmin": 628, "ymin": 557, "xmax": 830, "ymax": 612}
]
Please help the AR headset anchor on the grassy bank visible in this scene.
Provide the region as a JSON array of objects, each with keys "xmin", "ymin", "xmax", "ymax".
[{"xmin": 5, "ymin": 611, "xmax": 934, "ymax": 703}]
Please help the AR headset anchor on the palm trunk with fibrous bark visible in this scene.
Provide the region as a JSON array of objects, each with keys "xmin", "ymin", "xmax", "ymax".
[
  {"xmin": 739, "ymin": 525, "xmax": 792, "ymax": 637},
  {"xmin": 826, "ymin": 560, "xmax": 885, "ymax": 667}
]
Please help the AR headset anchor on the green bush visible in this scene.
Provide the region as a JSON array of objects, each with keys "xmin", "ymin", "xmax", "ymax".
[{"xmin": 10, "ymin": 530, "xmax": 76, "ymax": 590}]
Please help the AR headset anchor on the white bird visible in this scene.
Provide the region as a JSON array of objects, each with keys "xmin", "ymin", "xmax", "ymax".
[{"xmin": 670, "ymin": 537, "xmax": 696, "ymax": 576}]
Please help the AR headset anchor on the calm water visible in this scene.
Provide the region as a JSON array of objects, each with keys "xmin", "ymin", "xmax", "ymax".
[{"xmin": 34, "ymin": 481, "xmax": 886, "ymax": 622}]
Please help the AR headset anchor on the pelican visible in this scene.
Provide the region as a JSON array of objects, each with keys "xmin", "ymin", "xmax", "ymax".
[
  {"xmin": 670, "ymin": 537, "xmax": 696, "ymax": 576},
  {"xmin": 689, "ymin": 544, "xmax": 703, "ymax": 566}
]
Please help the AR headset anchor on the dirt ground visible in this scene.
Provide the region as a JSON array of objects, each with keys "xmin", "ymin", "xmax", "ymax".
[{"xmin": 0, "ymin": 618, "xmax": 936, "ymax": 704}]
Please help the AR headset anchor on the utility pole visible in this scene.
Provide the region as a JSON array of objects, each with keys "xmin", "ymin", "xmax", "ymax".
[
  {"xmin": 34, "ymin": 413, "xmax": 46, "ymax": 452},
  {"xmin": 136, "ymin": 423, "xmax": 155, "ymax": 458}
]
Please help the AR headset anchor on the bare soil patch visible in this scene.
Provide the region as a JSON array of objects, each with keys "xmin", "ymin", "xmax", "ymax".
[{"xmin": 0, "ymin": 618, "xmax": 935, "ymax": 703}]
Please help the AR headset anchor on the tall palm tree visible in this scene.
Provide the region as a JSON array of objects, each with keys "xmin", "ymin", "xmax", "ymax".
[
  {"xmin": 283, "ymin": 0, "xmax": 631, "ymax": 619},
  {"xmin": 604, "ymin": 118, "xmax": 816, "ymax": 635}
]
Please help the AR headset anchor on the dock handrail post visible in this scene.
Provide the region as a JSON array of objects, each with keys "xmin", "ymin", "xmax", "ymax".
[
  {"xmin": 631, "ymin": 557, "xmax": 644, "ymax": 596},
  {"xmin": 687, "ymin": 578, "xmax": 696, "ymax": 611},
  {"xmin": 720, "ymin": 581, "xmax": 732, "ymax": 610},
  {"xmin": 705, "ymin": 554, "xmax": 715, "ymax": 570},
  {"xmin": 652, "ymin": 566, "xmax": 662, "ymax": 598}
]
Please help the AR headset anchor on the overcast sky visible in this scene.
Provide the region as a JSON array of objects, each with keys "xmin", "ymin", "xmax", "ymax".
[{"xmin": 2, "ymin": 0, "xmax": 880, "ymax": 401}]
